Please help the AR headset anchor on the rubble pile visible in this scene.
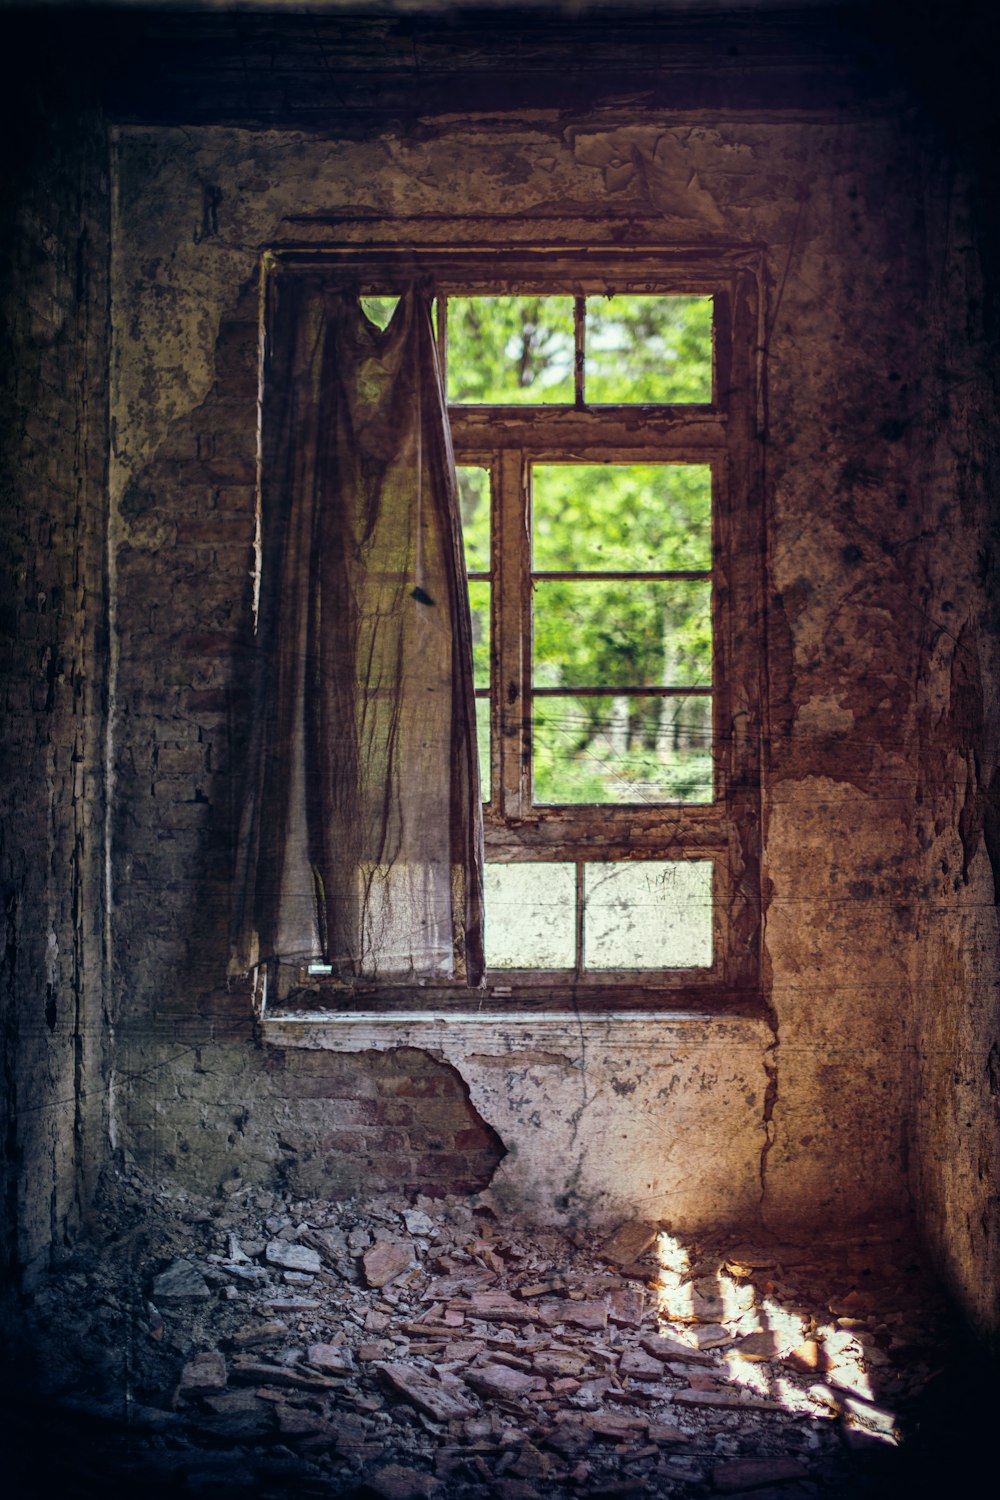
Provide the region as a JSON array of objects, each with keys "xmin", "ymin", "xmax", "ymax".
[{"xmin": 6, "ymin": 1169, "xmax": 958, "ymax": 1499}]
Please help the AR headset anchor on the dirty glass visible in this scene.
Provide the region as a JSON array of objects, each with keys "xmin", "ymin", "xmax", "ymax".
[
  {"xmin": 447, "ymin": 296, "xmax": 575, "ymax": 404},
  {"xmin": 458, "ymin": 466, "xmax": 491, "ymax": 574},
  {"xmin": 531, "ymin": 465, "xmax": 712, "ymax": 572},
  {"xmin": 467, "ymin": 581, "xmax": 491, "ymax": 690},
  {"xmin": 533, "ymin": 695, "xmax": 714, "ymax": 805},
  {"xmin": 483, "ymin": 863, "xmax": 576, "ymax": 968},
  {"xmin": 585, "ymin": 295, "xmax": 713, "ymax": 404},
  {"xmin": 475, "ymin": 697, "xmax": 491, "ymax": 803},
  {"xmin": 583, "ymin": 860, "xmax": 713, "ymax": 968},
  {"xmin": 458, "ymin": 467, "xmax": 491, "ymax": 802},
  {"xmin": 533, "ymin": 579, "xmax": 712, "ymax": 691}
]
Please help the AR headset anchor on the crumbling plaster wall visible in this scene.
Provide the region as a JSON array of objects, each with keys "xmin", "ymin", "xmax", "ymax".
[
  {"xmin": 0, "ymin": 104, "xmax": 111, "ymax": 1286},
  {"xmin": 904, "ymin": 168, "xmax": 1000, "ymax": 1345},
  {"xmin": 109, "ymin": 106, "xmax": 989, "ymax": 1255}
]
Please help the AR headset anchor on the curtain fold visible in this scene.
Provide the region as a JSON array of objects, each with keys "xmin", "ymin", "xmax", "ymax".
[{"xmin": 230, "ymin": 276, "xmax": 485, "ymax": 986}]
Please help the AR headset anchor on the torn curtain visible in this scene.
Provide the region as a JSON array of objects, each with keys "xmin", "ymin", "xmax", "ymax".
[{"xmin": 230, "ymin": 276, "xmax": 485, "ymax": 986}]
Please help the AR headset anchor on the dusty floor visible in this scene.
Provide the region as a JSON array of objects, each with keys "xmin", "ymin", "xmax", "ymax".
[{"xmin": 2, "ymin": 1170, "xmax": 992, "ymax": 1499}]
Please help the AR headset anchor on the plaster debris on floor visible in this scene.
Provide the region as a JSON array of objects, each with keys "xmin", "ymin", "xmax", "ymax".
[{"xmin": 7, "ymin": 1169, "xmax": 959, "ymax": 1499}]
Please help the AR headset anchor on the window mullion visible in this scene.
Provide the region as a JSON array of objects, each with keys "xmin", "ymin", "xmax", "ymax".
[{"xmin": 495, "ymin": 446, "xmax": 531, "ymax": 818}]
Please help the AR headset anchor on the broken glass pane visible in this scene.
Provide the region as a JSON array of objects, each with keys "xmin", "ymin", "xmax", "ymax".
[
  {"xmin": 458, "ymin": 465, "xmax": 491, "ymax": 574},
  {"xmin": 447, "ymin": 296, "xmax": 574, "ymax": 404},
  {"xmin": 585, "ymin": 295, "xmax": 713, "ymax": 404},
  {"xmin": 533, "ymin": 695, "xmax": 713, "ymax": 805},
  {"xmin": 533, "ymin": 579, "xmax": 711, "ymax": 690},
  {"xmin": 359, "ymin": 295, "xmax": 402, "ymax": 331},
  {"xmin": 532, "ymin": 465, "xmax": 712, "ymax": 572},
  {"xmin": 484, "ymin": 863, "xmax": 576, "ymax": 968},
  {"xmin": 583, "ymin": 860, "xmax": 713, "ymax": 968}
]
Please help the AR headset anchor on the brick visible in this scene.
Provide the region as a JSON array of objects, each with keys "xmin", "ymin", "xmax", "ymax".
[
  {"xmin": 156, "ymin": 743, "xmax": 205, "ymax": 775},
  {"xmin": 414, "ymin": 1154, "xmax": 473, "ymax": 1177},
  {"xmin": 291, "ymin": 1051, "xmax": 375, "ymax": 1083},
  {"xmin": 212, "ymin": 485, "xmax": 256, "ymax": 514},
  {"xmin": 368, "ymin": 1100, "xmax": 414, "ymax": 1127},
  {"xmin": 453, "ymin": 1125, "xmax": 498, "ymax": 1153},
  {"xmin": 405, "ymin": 1129, "xmax": 452, "ymax": 1152},
  {"xmin": 317, "ymin": 1131, "xmax": 367, "ymax": 1153},
  {"xmin": 361, "ymin": 1130, "xmax": 406, "ymax": 1153},
  {"xmin": 295, "ymin": 1071, "xmax": 378, "ymax": 1100},
  {"xmin": 376, "ymin": 1074, "xmax": 446, "ymax": 1099}
]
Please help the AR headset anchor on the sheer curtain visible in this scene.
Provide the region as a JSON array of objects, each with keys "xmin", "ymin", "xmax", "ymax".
[{"xmin": 230, "ymin": 275, "xmax": 485, "ymax": 987}]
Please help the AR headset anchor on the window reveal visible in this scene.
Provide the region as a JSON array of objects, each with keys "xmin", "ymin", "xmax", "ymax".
[{"xmin": 266, "ymin": 251, "xmax": 762, "ymax": 1015}]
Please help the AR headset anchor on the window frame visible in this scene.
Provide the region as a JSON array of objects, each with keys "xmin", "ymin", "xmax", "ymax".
[{"xmin": 263, "ymin": 245, "xmax": 764, "ymax": 1017}]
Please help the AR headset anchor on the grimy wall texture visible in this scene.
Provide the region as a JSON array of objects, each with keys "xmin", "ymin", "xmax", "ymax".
[
  {"xmin": 0, "ymin": 92, "xmax": 111, "ymax": 1288},
  {"xmin": 1, "ymin": 7, "xmax": 998, "ymax": 1347}
]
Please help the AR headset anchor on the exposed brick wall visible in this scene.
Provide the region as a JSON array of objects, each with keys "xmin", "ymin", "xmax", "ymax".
[
  {"xmin": 120, "ymin": 1032, "xmax": 505, "ymax": 1202},
  {"xmin": 113, "ymin": 276, "xmax": 259, "ymax": 1036},
  {"xmin": 0, "ymin": 101, "xmax": 110, "ymax": 1284},
  {"xmin": 266, "ymin": 1048, "xmax": 506, "ymax": 1198}
]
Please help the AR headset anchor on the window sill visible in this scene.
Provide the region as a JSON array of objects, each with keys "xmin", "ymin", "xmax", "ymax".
[
  {"xmin": 262, "ymin": 1006, "xmax": 772, "ymax": 1054},
  {"xmin": 265, "ymin": 981, "xmax": 765, "ymax": 1021}
]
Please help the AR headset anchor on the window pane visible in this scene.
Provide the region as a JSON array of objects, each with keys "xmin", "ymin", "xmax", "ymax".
[
  {"xmin": 484, "ymin": 863, "xmax": 576, "ymax": 968},
  {"xmin": 583, "ymin": 861, "xmax": 713, "ymax": 969},
  {"xmin": 359, "ymin": 295, "xmax": 401, "ymax": 330},
  {"xmin": 532, "ymin": 465, "xmax": 712, "ymax": 572},
  {"xmin": 458, "ymin": 465, "xmax": 491, "ymax": 574},
  {"xmin": 467, "ymin": 581, "xmax": 491, "ymax": 690},
  {"xmin": 533, "ymin": 579, "xmax": 711, "ymax": 690},
  {"xmin": 585, "ymin": 295, "xmax": 713, "ymax": 404},
  {"xmin": 533, "ymin": 695, "xmax": 713, "ymax": 805},
  {"xmin": 448, "ymin": 296, "xmax": 574, "ymax": 404},
  {"xmin": 475, "ymin": 695, "xmax": 491, "ymax": 804}
]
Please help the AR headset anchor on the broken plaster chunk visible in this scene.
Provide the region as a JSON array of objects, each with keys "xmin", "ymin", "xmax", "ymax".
[
  {"xmin": 359, "ymin": 1340, "xmax": 396, "ymax": 1362},
  {"xmin": 647, "ymin": 1421, "xmax": 686, "ymax": 1444},
  {"xmin": 367, "ymin": 1464, "xmax": 441, "ymax": 1500},
  {"xmin": 178, "ymin": 1350, "xmax": 227, "ymax": 1394},
  {"xmin": 379, "ymin": 1362, "xmax": 477, "ymax": 1422},
  {"xmin": 539, "ymin": 1299, "xmax": 607, "ymax": 1332},
  {"xmin": 640, "ymin": 1333, "xmax": 716, "ymax": 1364},
  {"xmin": 608, "ymin": 1287, "xmax": 644, "ymax": 1327},
  {"xmin": 619, "ymin": 1348, "xmax": 666, "ymax": 1382},
  {"xmin": 841, "ymin": 1393, "xmax": 900, "ymax": 1441},
  {"xmin": 464, "ymin": 1363, "xmax": 542, "ymax": 1400},
  {"xmin": 599, "ymin": 1221, "xmax": 660, "ymax": 1265},
  {"xmin": 364, "ymin": 1239, "xmax": 416, "ymax": 1289},
  {"xmin": 673, "ymin": 1388, "xmax": 782, "ymax": 1412},
  {"xmin": 264, "ymin": 1240, "xmax": 322, "ymax": 1274},
  {"xmin": 783, "ymin": 1338, "xmax": 831, "ymax": 1374},
  {"xmin": 152, "ymin": 1258, "xmax": 212, "ymax": 1303},
  {"xmin": 531, "ymin": 1349, "xmax": 588, "ymax": 1379},
  {"xmin": 224, "ymin": 1322, "xmax": 288, "ymax": 1350},
  {"xmin": 461, "ymin": 1292, "xmax": 536, "ymax": 1323},
  {"xmin": 274, "ymin": 1404, "xmax": 339, "ymax": 1441},
  {"xmin": 403, "ymin": 1209, "xmax": 435, "ymax": 1237},
  {"xmin": 579, "ymin": 1411, "xmax": 649, "ymax": 1440},
  {"xmin": 711, "ymin": 1457, "xmax": 809, "ymax": 1492},
  {"xmin": 731, "ymin": 1330, "xmax": 781, "ymax": 1361},
  {"xmin": 300, "ymin": 1225, "xmax": 349, "ymax": 1264},
  {"xmin": 307, "ymin": 1341, "xmax": 355, "ymax": 1375}
]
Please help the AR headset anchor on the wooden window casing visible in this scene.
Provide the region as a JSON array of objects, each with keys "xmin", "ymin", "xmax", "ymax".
[{"xmin": 269, "ymin": 247, "xmax": 764, "ymax": 1017}]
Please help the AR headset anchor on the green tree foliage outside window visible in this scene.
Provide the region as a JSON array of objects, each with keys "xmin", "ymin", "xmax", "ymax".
[{"xmin": 449, "ymin": 294, "xmax": 715, "ymax": 805}]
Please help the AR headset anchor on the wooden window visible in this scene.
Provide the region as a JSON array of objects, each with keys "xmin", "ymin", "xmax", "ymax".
[{"xmin": 277, "ymin": 248, "xmax": 763, "ymax": 1016}]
